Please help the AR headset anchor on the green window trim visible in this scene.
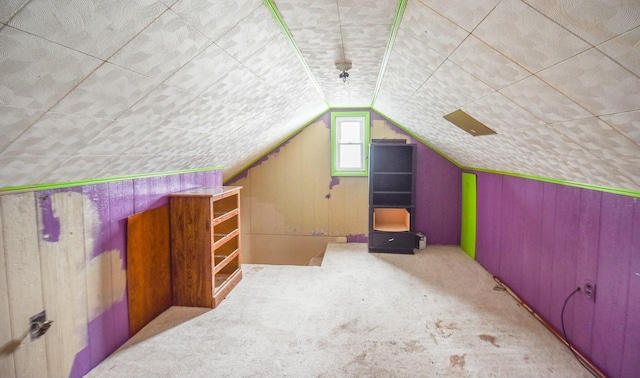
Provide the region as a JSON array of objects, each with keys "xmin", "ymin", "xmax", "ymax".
[{"xmin": 331, "ymin": 111, "xmax": 370, "ymax": 176}]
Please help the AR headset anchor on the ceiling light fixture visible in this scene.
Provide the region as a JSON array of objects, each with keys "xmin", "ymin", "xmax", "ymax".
[{"xmin": 336, "ymin": 61, "xmax": 352, "ymax": 83}]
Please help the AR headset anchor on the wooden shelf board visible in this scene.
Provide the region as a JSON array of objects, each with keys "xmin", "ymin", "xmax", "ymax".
[
  {"xmin": 213, "ymin": 269, "xmax": 242, "ymax": 308},
  {"xmin": 212, "ymin": 249, "xmax": 240, "ymax": 275},
  {"xmin": 213, "ymin": 228, "xmax": 240, "ymax": 250},
  {"xmin": 212, "ymin": 208, "xmax": 239, "ymax": 226}
]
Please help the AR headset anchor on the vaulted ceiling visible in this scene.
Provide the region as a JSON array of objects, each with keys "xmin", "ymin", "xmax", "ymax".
[{"xmin": 1, "ymin": 0, "xmax": 639, "ymax": 192}]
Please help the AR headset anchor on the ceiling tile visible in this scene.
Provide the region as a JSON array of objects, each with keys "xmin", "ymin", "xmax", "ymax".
[
  {"xmin": 1, "ymin": 112, "xmax": 110, "ymax": 158},
  {"xmin": 171, "ymin": 0, "xmax": 261, "ymax": 41},
  {"xmin": 373, "ymin": 90, "xmax": 405, "ymax": 117},
  {"xmin": 9, "ymin": 0, "xmax": 167, "ymax": 59},
  {"xmin": 523, "ymin": 0, "xmax": 640, "ymax": 46},
  {"xmin": 261, "ymin": 53, "xmax": 308, "ymax": 87},
  {"xmin": 473, "ymin": 0, "xmax": 590, "ymax": 73},
  {"xmin": 216, "ymin": 6, "xmax": 282, "ymax": 62},
  {"xmin": 500, "ymin": 75, "xmax": 592, "ymax": 123},
  {"xmin": 401, "ymin": 0, "xmax": 468, "ymax": 57},
  {"xmin": 538, "ymin": 48, "xmax": 640, "ymax": 115},
  {"xmin": 243, "ymin": 33, "xmax": 295, "ymax": 78},
  {"xmin": 448, "ymin": 35, "xmax": 530, "ymax": 90},
  {"xmin": 46, "ymin": 155, "xmax": 116, "ymax": 183},
  {"xmin": 378, "ymin": 52, "xmax": 428, "ymax": 105},
  {"xmin": 600, "ymin": 110, "xmax": 640, "ymax": 145},
  {"xmin": 0, "ymin": 27, "xmax": 102, "ymax": 110},
  {"xmin": 74, "ymin": 120, "xmax": 156, "ymax": 156},
  {"xmin": 276, "ymin": 0, "xmax": 340, "ymax": 29},
  {"xmin": 163, "ymin": 43, "xmax": 239, "ymax": 95},
  {"xmin": 200, "ymin": 65, "xmax": 268, "ymax": 108},
  {"xmin": 291, "ymin": 27, "xmax": 342, "ymax": 65},
  {"xmin": 417, "ymin": 0, "xmax": 501, "ymax": 32},
  {"xmin": 392, "ymin": 28, "xmax": 446, "ymax": 76},
  {"xmin": 342, "ymin": 24, "xmax": 390, "ymax": 59},
  {"xmin": 117, "ymin": 84, "xmax": 197, "ymax": 126},
  {"xmin": 109, "ymin": 9, "xmax": 210, "ymax": 81},
  {"xmin": 338, "ymin": 0, "xmax": 397, "ymax": 26},
  {"xmin": 462, "ymin": 91, "xmax": 545, "ymax": 133},
  {"xmin": 403, "ymin": 77, "xmax": 466, "ymax": 118},
  {"xmin": 0, "ymin": 156, "xmax": 67, "ymax": 187},
  {"xmin": 610, "ymin": 158, "xmax": 640, "ymax": 190},
  {"xmin": 52, "ymin": 63, "xmax": 158, "ymax": 119},
  {"xmin": 597, "ymin": 26, "xmax": 640, "ymax": 77},
  {"xmin": 552, "ymin": 117, "xmax": 640, "ymax": 159},
  {"xmin": 516, "ymin": 124, "xmax": 595, "ymax": 159},
  {"xmin": 558, "ymin": 155, "xmax": 638, "ymax": 191},
  {"xmin": 0, "ymin": 106, "xmax": 45, "ymax": 151},
  {"xmin": 0, "ymin": 0, "xmax": 28, "ymax": 23},
  {"xmin": 431, "ymin": 60, "xmax": 494, "ymax": 104}
]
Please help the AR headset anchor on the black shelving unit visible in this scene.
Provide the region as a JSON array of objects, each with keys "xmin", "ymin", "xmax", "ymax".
[{"xmin": 368, "ymin": 142, "xmax": 416, "ymax": 254}]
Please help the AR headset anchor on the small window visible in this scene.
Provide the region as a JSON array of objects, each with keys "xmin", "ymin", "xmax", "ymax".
[{"xmin": 331, "ymin": 111, "xmax": 370, "ymax": 176}]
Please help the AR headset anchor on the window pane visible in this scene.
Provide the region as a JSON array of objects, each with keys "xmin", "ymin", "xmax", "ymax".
[
  {"xmin": 338, "ymin": 121, "xmax": 362, "ymax": 143},
  {"xmin": 339, "ymin": 145, "xmax": 362, "ymax": 169}
]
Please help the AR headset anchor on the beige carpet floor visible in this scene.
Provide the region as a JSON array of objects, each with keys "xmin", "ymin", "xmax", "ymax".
[{"xmin": 87, "ymin": 243, "xmax": 591, "ymax": 377}]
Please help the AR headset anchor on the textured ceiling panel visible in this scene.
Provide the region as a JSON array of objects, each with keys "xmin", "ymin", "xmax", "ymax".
[
  {"xmin": 552, "ymin": 117, "xmax": 640, "ymax": 159},
  {"xmin": 538, "ymin": 48, "xmax": 640, "ymax": 115},
  {"xmin": 163, "ymin": 43, "xmax": 239, "ymax": 94},
  {"xmin": 499, "ymin": 75, "xmax": 592, "ymax": 123},
  {"xmin": 51, "ymin": 63, "xmax": 158, "ymax": 119},
  {"xmin": 402, "ymin": 0, "xmax": 468, "ymax": 57},
  {"xmin": 523, "ymin": 0, "xmax": 640, "ymax": 45},
  {"xmin": 117, "ymin": 84, "xmax": 197, "ymax": 126},
  {"xmin": 109, "ymin": 9, "xmax": 210, "ymax": 81},
  {"xmin": 448, "ymin": 35, "xmax": 530, "ymax": 91},
  {"xmin": 417, "ymin": 0, "xmax": 501, "ymax": 32},
  {"xmin": 2, "ymin": 113, "xmax": 110, "ymax": 158},
  {"xmin": 170, "ymin": 0, "xmax": 262, "ymax": 41},
  {"xmin": 598, "ymin": 27, "xmax": 640, "ymax": 77},
  {"xmin": 1, "ymin": 0, "xmax": 639, "ymax": 192},
  {"xmin": 277, "ymin": 0, "xmax": 339, "ymax": 29},
  {"xmin": 462, "ymin": 92, "xmax": 547, "ymax": 134},
  {"xmin": 0, "ymin": 27, "xmax": 103, "ymax": 110},
  {"xmin": 601, "ymin": 111, "xmax": 640, "ymax": 144},
  {"xmin": 0, "ymin": 0, "xmax": 29, "ymax": 23},
  {"xmin": 473, "ymin": 0, "xmax": 590, "ymax": 73},
  {"xmin": 8, "ymin": 0, "xmax": 167, "ymax": 60},
  {"xmin": 215, "ymin": 6, "xmax": 282, "ymax": 62},
  {"xmin": 0, "ymin": 106, "xmax": 44, "ymax": 151}
]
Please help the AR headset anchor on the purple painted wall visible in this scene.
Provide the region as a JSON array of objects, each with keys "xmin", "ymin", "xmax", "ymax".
[
  {"xmin": 32, "ymin": 170, "xmax": 223, "ymax": 377},
  {"xmin": 372, "ymin": 112, "xmax": 461, "ymax": 245},
  {"xmin": 472, "ymin": 170, "xmax": 640, "ymax": 377}
]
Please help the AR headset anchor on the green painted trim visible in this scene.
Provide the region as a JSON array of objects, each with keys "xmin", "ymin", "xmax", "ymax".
[
  {"xmin": 463, "ymin": 166, "xmax": 640, "ymax": 198},
  {"xmin": 371, "ymin": 0, "xmax": 408, "ymax": 107},
  {"xmin": 224, "ymin": 109, "xmax": 329, "ymax": 184},
  {"xmin": 372, "ymin": 108, "xmax": 462, "ymax": 168},
  {"xmin": 461, "ymin": 173, "xmax": 477, "ymax": 259},
  {"xmin": 263, "ymin": 0, "xmax": 329, "ymax": 107},
  {"xmin": 0, "ymin": 166, "xmax": 224, "ymax": 194},
  {"xmin": 331, "ymin": 111, "xmax": 371, "ymax": 176}
]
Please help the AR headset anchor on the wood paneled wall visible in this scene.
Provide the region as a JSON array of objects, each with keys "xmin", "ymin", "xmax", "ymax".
[
  {"xmin": 0, "ymin": 170, "xmax": 221, "ymax": 377},
  {"xmin": 473, "ymin": 170, "xmax": 640, "ymax": 377},
  {"xmin": 228, "ymin": 111, "xmax": 461, "ymax": 264}
]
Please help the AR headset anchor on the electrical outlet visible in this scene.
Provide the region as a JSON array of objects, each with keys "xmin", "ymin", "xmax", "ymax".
[{"xmin": 584, "ymin": 280, "xmax": 596, "ymax": 302}]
